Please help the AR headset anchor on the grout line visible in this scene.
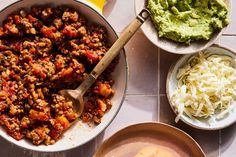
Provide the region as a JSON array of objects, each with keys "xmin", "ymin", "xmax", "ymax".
[
  {"xmin": 222, "ymin": 34, "xmax": 236, "ymax": 36},
  {"xmin": 157, "ymin": 48, "xmax": 161, "ymax": 122}
]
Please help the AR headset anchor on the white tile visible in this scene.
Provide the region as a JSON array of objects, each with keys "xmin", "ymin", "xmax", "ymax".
[
  {"xmin": 219, "ymin": 35, "xmax": 236, "ymax": 51},
  {"xmin": 223, "ymin": 1, "xmax": 236, "ymax": 35},
  {"xmin": 99, "ymin": 95, "xmax": 158, "ymax": 140},
  {"xmin": 125, "ymin": 31, "xmax": 159, "ymax": 95},
  {"xmin": 221, "ymin": 124, "xmax": 236, "ymax": 157},
  {"xmin": 104, "ymin": 0, "xmax": 135, "ymax": 33}
]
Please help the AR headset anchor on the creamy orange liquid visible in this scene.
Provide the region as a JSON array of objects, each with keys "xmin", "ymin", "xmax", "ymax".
[{"xmin": 104, "ymin": 142, "xmax": 183, "ymax": 157}]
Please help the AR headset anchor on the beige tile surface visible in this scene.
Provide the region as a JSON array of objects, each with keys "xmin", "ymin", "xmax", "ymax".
[
  {"xmin": 103, "ymin": 0, "xmax": 135, "ymax": 33},
  {"xmin": 102, "ymin": 95, "xmax": 158, "ymax": 139},
  {"xmin": 1, "ymin": 0, "xmax": 236, "ymax": 157},
  {"xmin": 125, "ymin": 31, "xmax": 159, "ymax": 95},
  {"xmin": 219, "ymin": 35, "xmax": 236, "ymax": 50},
  {"xmin": 223, "ymin": 1, "xmax": 236, "ymax": 35}
]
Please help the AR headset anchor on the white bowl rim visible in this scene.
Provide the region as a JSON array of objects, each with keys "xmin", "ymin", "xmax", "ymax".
[
  {"xmin": 94, "ymin": 122, "xmax": 206, "ymax": 157},
  {"xmin": 166, "ymin": 44, "xmax": 236, "ymax": 130},
  {"xmin": 0, "ymin": 0, "xmax": 128, "ymax": 152}
]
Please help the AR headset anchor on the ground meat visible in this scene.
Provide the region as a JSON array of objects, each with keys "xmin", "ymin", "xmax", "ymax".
[{"xmin": 0, "ymin": 6, "xmax": 116, "ymax": 145}]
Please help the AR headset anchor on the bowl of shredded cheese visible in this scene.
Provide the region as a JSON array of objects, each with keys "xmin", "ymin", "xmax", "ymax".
[{"xmin": 167, "ymin": 45, "xmax": 236, "ymax": 130}]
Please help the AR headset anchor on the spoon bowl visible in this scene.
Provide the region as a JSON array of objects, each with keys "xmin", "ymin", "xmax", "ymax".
[{"xmin": 59, "ymin": 89, "xmax": 84, "ymax": 116}]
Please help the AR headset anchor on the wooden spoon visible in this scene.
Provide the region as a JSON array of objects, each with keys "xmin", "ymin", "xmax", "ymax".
[{"xmin": 59, "ymin": 9, "xmax": 150, "ymax": 116}]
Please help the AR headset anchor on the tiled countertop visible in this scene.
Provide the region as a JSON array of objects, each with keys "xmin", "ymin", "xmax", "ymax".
[{"xmin": 1, "ymin": 0, "xmax": 236, "ymax": 157}]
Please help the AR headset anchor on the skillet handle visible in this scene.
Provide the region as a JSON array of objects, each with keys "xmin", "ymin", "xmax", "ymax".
[{"xmin": 76, "ymin": 9, "xmax": 150, "ymax": 94}]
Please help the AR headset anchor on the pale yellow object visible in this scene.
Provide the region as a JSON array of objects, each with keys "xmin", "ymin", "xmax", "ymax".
[
  {"xmin": 87, "ymin": 0, "xmax": 106, "ymax": 13},
  {"xmin": 134, "ymin": 146, "xmax": 176, "ymax": 157}
]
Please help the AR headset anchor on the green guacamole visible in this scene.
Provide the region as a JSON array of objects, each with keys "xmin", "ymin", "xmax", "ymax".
[{"xmin": 147, "ymin": 0, "xmax": 229, "ymax": 44}]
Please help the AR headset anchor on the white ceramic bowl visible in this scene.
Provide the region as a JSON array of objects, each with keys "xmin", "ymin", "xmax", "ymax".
[
  {"xmin": 166, "ymin": 45, "xmax": 236, "ymax": 130},
  {"xmin": 135, "ymin": 0, "xmax": 231, "ymax": 54},
  {"xmin": 93, "ymin": 122, "xmax": 206, "ymax": 157},
  {"xmin": 0, "ymin": 0, "xmax": 127, "ymax": 152}
]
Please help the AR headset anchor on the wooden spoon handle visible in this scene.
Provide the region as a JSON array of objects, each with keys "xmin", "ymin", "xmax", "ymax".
[
  {"xmin": 92, "ymin": 9, "xmax": 150, "ymax": 78},
  {"xmin": 77, "ymin": 9, "xmax": 150, "ymax": 94}
]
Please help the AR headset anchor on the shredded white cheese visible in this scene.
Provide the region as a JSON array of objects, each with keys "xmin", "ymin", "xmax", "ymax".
[{"xmin": 172, "ymin": 52, "xmax": 236, "ymax": 122}]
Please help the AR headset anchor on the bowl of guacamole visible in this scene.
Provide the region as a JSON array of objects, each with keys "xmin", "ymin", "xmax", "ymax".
[
  {"xmin": 148, "ymin": 0, "xmax": 229, "ymax": 44},
  {"xmin": 135, "ymin": 0, "xmax": 231, "ymax": 54}
]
